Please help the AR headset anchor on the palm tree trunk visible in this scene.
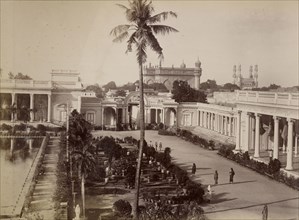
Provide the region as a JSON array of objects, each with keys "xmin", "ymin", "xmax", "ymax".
[
  {"xmin": 81, "ymin": 174, "xmax": 85, "ymax": 218},
  {"xmin": 133, "ymin": 62, "xmax": 145, "ymax": 219}
]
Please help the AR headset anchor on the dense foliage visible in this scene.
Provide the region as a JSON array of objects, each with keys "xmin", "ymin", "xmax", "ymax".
[
  {"xmin": 218, "ymin": 145, "xmax": 299, "ymax": 190},
  {"xmin": 172, "ymin": 80, "xmax": 207, "ymax": 103}
]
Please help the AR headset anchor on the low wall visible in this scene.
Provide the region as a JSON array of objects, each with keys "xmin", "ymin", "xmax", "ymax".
[{"xmin": 10, "ymin": 135, "xmax": 49, "ymax": 217}]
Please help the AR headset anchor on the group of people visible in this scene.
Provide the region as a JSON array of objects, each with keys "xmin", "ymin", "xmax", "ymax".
[
  {"xmin": 191, "ymin": 163, "xmax": 235, "ymax": 185},
  {"xmin": 149, "ymin": 140, "xmax": 163, "ymax": 152}
]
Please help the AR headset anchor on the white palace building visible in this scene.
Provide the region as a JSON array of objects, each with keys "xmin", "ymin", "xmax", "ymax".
[{"xmin": 0, "ymin": 70, "xmax": 298, "ymax": 175}]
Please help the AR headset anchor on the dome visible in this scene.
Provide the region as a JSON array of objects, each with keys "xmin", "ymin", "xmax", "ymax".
[
  {"xmin": 195, "ymin": 58, "xmax": 201, "ymax": 68},
  {"xmin": 180, "ymin": 61, "xmax": 186, "ymax": 68}
]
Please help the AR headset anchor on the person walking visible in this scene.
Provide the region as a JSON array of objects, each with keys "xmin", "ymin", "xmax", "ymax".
[
  {"xmin": 159, "ymin": 141, "xmax": 162, "ymax": 151},
  {"xmin": 262, "ymin": 204, "xmax": 268, "ymax": 220},
  {"xmin": 214, "ymin": 170, "xmax": 218, "ymax": 185},
  {"xmin": 191, "ymin": 163, "xmax": 196, "ymax": 175},
  {"xmin": 229, "ymin": 168, "xmax": 235, "ymax": 183},
  {"xmin": 155, "ymin": 141, "xmax": 158, "ymax": 151}
]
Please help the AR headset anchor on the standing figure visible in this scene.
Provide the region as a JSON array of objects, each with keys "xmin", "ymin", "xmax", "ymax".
[
  {"xmin": 74, "ymin": 204, "xmax": 81, "ymax": 220},
  {"xmin": 214, "ymin": 170, "xmax": 218, "ymax": 185},
  {"xmin": 159, "ymin": 141, "xmax": 162, "ymax": 151},
  {"xmin": 191, "ymin": 163, "xmax": 196, "ymax": 175},
  {"xmin": 155, "ymin": 141, "xmax": 158, "ymax": 151},
  {"xmin": 149, "ymin": 141, "xmax": 153, "ymax": 147},
  {"xmin": 262, "ymin": 204, "xmax": 268, "ymax": 220},
  {"xmin": 229, "ymin": 168, "xmax": 235, "ymax": 183}
]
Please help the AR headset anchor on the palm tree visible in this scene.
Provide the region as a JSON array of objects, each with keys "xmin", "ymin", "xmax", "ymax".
[
  {"xmin": 110, "ymin": 0, "xmax": 178, "ymax": 218},
  {"xmin": 72, "ymin": 143, "xmax": 95, "ymax": 218},
  {"xmin": 69, "ymin": 110, "xmax": 95, "ymax": 218}
]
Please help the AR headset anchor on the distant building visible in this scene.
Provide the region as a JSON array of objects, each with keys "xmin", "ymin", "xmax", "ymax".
[
  {"xmin": 233, "ymin": 65, "xmax": 258, "ymax": 90},
  {"xmin": 143, "ymin": 59, "xmax": 202, "ymax": 90}
]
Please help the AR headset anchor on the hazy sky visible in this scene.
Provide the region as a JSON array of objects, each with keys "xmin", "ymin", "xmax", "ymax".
[{"xmin": 0, "ymin": 0, "xmax": 298, "ymax": 87}]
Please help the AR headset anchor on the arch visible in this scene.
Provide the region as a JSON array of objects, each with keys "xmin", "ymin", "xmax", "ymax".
[
  {"xmin": 103, "ymin": 106, "xmax": 116, "ymax": 127},
  {"xmin": 124, "ymin": 91, "xmax": 149, "ymax": 105},
  {"xmin": 146, "ymin": 79, "xmax": 154, "ymax": 84}
]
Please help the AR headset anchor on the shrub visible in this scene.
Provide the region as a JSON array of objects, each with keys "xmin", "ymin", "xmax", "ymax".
[
  {"xmin": 1, "ymin": 123, "xmax": 12, "ymax": 131},
  {"xmin": 158, "ymin": 129, "xmax": 176, "ymax": 136},
  {"xmin": 113, "ymin": 199, "xmax": 132, "ymax": 217},
  {"xmin": 268, "ymin": 159, "xmax": 281, "ymax": 174}
]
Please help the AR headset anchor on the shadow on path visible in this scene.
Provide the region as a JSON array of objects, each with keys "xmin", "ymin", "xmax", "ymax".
[
  {"xmin": 205, "ymin": 197, "xmax": 299, "ymax": 214},
  {"xmin": 213, "ymin": 180, "xmax": 257, "ymax": 187}
]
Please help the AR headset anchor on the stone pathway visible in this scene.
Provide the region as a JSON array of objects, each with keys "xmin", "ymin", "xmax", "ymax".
[
  {"xmin": 93, "ymin": 130, "xmax": 299, "ymax": 220},
  {"xmin": 27, "ymin": 137, "xmax": 67, "ymax": 220}
]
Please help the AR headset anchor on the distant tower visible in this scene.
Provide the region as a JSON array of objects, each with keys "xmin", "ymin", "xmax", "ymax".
[
  {"xmin": 249, "ymin": 65, "xmax": 253, "ymax": 78},
  {"xmin": 232, "ymin": 65, "xmax": 237, "ymax": 84},
  {"xmin": 194, "ymin": 58, "xmax": 202, "ymax": 90},
  {"xmin": 180, "ymin": 60, "xmax": 186, "ymax": 68},
  {"xmin": 238, "ymin": 64, "xmax": 242, "ymax": 77},
  {"xmin": 254, "ymin": 65, "xmax": 258, "ymax": 88}
]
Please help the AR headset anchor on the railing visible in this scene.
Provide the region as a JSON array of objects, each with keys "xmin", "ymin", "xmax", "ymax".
[
  {"xmin": 236, "ymin": 90, "xmax": 299, "ymax": 107},
  {"xmin": 0, "ymin": 79, "xmax": 52, "ymax": 89}
]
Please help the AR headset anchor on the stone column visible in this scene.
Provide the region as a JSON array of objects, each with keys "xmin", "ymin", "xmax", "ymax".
[
  {"xmin": 244, "ymin": 113, "xmax": 251, "ymax": 152},
  {"xmin": 273, "ymin": 116, "xmax": 280, "ymax": 159},
  {"xmin": 155, "ymin": 109, "xmax": 158, "ymax": 123},
  {"xmin": 101, "ymin": 107, "xmax": 104, "ymax": 129},
  {"xmin": 223, "ymin": 116, "xmax": 227, "ymax": 135},
  {"xmin": 220, "ymin": 115, "xmax": 223, "ymax": 134},
  {"xmin": 30, "ymin": 93, "xmax": 34, "ymax": 122},
  {"xmin": 206, "ymin": 112, "xmax": 209, "ymax": 129},
  {"xmin": 203, "ymin": 112, "xmax": 207, "ymax": 128},
  {"xmin": 228, "ymin": 117, "xmax": 232, "ymax": 136},
  {"xmin": 77, "ymin": 96, "xmax": 81, "ymax": 113},
  {"xmin": 215, "ymin": 114, "xmax": 219, "ymax": 132},
  {"xmin": 295, "ymin": 135, "xmax": 298, "ymax": 157},
  {"xmin": 286, "ymin": 118, "xmax": 294, "ymax": 170},
  {"xmin": 235, "ymin": 111, "xmax": 241, "ymax": 151},
  {"xmin": 254, "ymin": 113, "xmax": 261, "ymax": 158},
  {"xmin": 251, "ymin": 117, "xmax": 256, "ymax": 150},
  {"xmin": 47, "ymin": 94, "xmax": 51, "ymax": 122},
  {"xmin": 11, "ymin": 93, "xmax": 15, "ymax": 122}
]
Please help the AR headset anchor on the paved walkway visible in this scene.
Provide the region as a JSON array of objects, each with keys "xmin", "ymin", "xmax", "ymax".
[
  {"xmin": 26, "ymin": 137, "xmax": 67, "ymax": 220},
  {"xmin": 93, "ymin": 130, "xmax": 299, "ymax": 220}
]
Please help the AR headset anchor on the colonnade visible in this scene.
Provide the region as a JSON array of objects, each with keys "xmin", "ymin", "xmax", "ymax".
[
  {"xmin": 198, "ymin": 110, "xmax": 236, "ymax": 137},
  {"xmin": 235, "ymin": 112, "xmax": 298, "ymax": 171},
  {"xmin": 2, "ymin": 93, "xmax": 52, "ymax": 123}
]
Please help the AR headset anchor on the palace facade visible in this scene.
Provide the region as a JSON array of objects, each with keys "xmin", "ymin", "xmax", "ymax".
[
  {"xmin": 0, "ymin": 71, "xmax": 298, "ymax": 173},
  {"xmin": 143, "ymin": 59, "xmax": 202, "ymax": 90}
]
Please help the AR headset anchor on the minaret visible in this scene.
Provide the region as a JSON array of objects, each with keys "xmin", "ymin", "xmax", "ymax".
[
  {"xmin": 249, "ymin": 65, "xmax": 253, "ymax": 78},
  {"xmin": 254, "ymin": 65, "xmax": 258, "ymax": 88},
  {"xmin": 232, "ymin": 65, "xmax": 237, "ymax": 84},
  {"xmin": 237, "ymin": 64, "xmax": 242, "ymax": 88},
  {"xmin": 194, "ymin": 58, "xmax": 202, "ymax": 90}
]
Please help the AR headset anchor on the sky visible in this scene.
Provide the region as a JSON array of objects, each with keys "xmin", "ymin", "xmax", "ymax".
[{"xmin": 0, "ymin": 0, "xmax": 298, "ymax": 87}]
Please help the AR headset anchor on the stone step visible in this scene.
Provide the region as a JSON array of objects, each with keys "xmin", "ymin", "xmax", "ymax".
[
  {"xmin": 30, "ymin": 200, "xmax": 54, "ymax": 211},
  {"xmin": 33, "ymin": 191, "xmax": 52, "ymax": 196},
  {"xmin": 31, "ymin": 194, "xmax": 52, "ymax": 201}
]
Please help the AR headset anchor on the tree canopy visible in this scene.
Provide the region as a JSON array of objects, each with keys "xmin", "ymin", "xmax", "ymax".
[
  {"xmin": 8, "ymin": 72, "xmax": 32, "ymax": 80},
  {"xmin": 103, "ymin": 81, "xmax": 117, "ymax": 91},
  {"xmin": 85, "ymin": 84, "xmax": 104, "ymax": 98},
  {"xmin": 172, "ymin": 80, "xmax": 207, "ymax": 103}
]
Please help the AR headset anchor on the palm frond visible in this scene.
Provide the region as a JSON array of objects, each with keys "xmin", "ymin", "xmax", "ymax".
[
  {"xmin": 113, "ymin": 31, "xmax": 129, "ymax": 43},
  {"xmin": 116, "ymin": 3, "xmax": 129, "ymax": 11},
  {"xmin": 126, "ymin": 32, "xmax": 137, "ymax": 53},
  {"xmin": 148, "ymin": 11, "xmax": 177, "ymax": 24},
  {"xmin": 110, "ymin": 24, "xmax": 131, "ymax": 37},
  {"xmin": 144, "ymin": 28, "xmax": 163, "ymax": 56},
  {"xmin": 150, "ymin": 25, "xmax": 178, "ymax": 35}
]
